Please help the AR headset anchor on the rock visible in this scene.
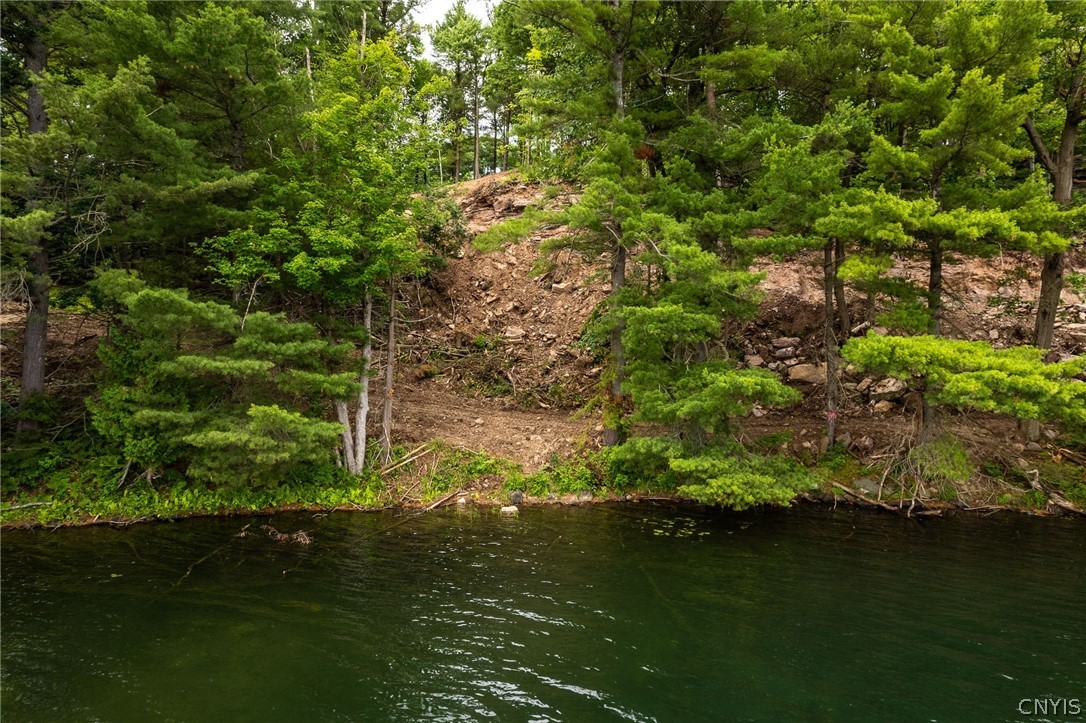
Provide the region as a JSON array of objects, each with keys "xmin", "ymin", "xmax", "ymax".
[
  {"xmin": 768, "ymin": 362, "xmax": 781, "ymax": 371},
  {"xmin": 853, "ymin": 478, "xmax": 881, "ymax": 496},
  {"xmin": 784, "ymin": 358, "xmax": 800, "ymax": 367},
  {"xmin": 576, "ymin": 490, "xmax": 593, "ymax": 503},
  {"xmin": 1043, "ymin": 428, "xmax": 1058, "ymax": 440},
  {"xmin": 1015, "ymin": 458, "xmax": 1030, "ymax": 469},
  {"xmin": 788, "ymin": 363, "xmax": 826, "ymax": 384},
  {"xmin": 852, "ymin": 435, "xmax": 874, "ymax": 452},
  {"xmin": 1026, "ymin": 441, "xmax": 1043, "ymax": 452},
  {"xmin": 857, "ymin": 377, "xmax": 874, "ymax": 393},
  {"xmin": 837, "ymin": 432, "xmax": 852, "ymax": 448},
  {"xmin": 1011, "ymin": 443, "xmax": 1025, "ymax": 454},
  {"xmin": 873, "ymin": 400, "xmax": 895, "ymax": 413},
  {"xmin": 988, "ymin": 329, "xmax": 1000, "ymax": 340},
  {"xmin": 456, "ymin": 496, "xmax": 469, "ymax": 506},
  {"xmin": 751, "ymin": 407, "xmax": 765, "ymax": 418},
  {"xmin": 473, "ymin": 418, "xmax": 484, "ymax": 426},
  {"xmin": 493, "ymin": 197, "xmax": 514, "ymax": 213},
  {"xmin": 509, "ymin": 490, "xmax": 524, "ymax": 505},
  {"xmin": 745, "ymin": 354, "xmax": 765, "ymax": 367},
  {"xmin": 844, "ymin": 364, "xmax": 859, "ymax": 376},
  {"xmin": 500, "ymin": 505, "xmax": 519, "ymax": 515},
  {"xmin": 772, "ymin": 336, "xmax": 802, "ymax": 349},
  {"xmin": 774, "ymin": 346, "xmax": 797, "ymax": 359},
  {"xmin": 551, "ymin": 282, "xmax": 570, "ymax": 292},
  {"xmin": 504, "ymin": 326, "xmax": 525, "ymax": 340},
  {"xmin": 870, "ymin": 377, "xmax": 907, "ymax": 402}
]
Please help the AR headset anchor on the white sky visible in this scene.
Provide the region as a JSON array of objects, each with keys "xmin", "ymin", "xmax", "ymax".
[{"xmin": 414, "ymin": 0, "xmax": 493, "ymax": 59}]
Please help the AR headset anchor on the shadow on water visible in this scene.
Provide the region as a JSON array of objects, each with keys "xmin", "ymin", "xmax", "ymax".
[{"xmin": 2, "ymin": 504, "xmax": 1083, "ymax": 722}]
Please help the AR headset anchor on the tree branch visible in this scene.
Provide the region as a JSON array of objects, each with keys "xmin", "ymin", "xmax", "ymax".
[{"xmin": 1023, "ymin": 116, "xmax": 1056, "ymax": 176}]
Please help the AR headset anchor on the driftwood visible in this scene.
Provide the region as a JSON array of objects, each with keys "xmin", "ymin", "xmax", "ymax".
[
  {"xmin": 832, "ymin": 483, "xmax": 913, "ymax": 515},
  {"xmin": 379, "ymin": 443, "xmax": 433, "ymax": 476},
  {"xmin": 424, "ymin": 488, "xmax": 463, "ymax": 511},
  {"xmin": 1, "ymin": 501, "xmax": 50, "ymax": 512}
]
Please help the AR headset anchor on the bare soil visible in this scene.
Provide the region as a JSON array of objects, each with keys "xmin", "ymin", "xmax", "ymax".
[{"xmin": 2, "ymin": 171, "xmax": 1083, "ymax": 494}]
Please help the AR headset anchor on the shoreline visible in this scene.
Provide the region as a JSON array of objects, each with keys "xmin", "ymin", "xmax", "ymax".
[{"xmin": 3, "ymin": 485, "xmax": 1080, "ymax": 531}]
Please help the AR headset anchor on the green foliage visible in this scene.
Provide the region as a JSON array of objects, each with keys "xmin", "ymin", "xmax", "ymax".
[
  {"xmin": 609, "ymin": 437, "xmax": 815, "ymax": 510},
  {"xmin": 473, "ymin": 208, "xmax": 553, "ymax": 252},
  {"xmin": 842, "ymin": 333, "xmax": 1086, "ymax": 426},
  {"xmin": 89, "ymin": 270, "xmax": 356, "ymax": 487},
  {"xmin": 0, "ymin": 463, "xmax": 383, "ymax": 527},
  {"xmin": 907, "ymin": 436, "xmax": 974, "ymax": 485}
]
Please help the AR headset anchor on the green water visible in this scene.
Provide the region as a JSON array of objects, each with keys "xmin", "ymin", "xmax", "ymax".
[{"xmin": 2, "ymin": 505, "xmax": 1083, "ymax": 722}]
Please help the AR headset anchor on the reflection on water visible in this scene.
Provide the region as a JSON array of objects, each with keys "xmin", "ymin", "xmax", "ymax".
[{"xmin": 2, "ymin": 505, "xmax": 1083, "ymax": 722}]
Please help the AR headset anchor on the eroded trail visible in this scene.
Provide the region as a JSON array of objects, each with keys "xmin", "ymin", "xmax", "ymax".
[{"xmin": 393, "ymin": 384, "xmax": 595, "ymax": 472}]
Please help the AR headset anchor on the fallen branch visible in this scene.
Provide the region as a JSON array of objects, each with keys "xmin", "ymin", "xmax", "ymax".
[
  {"xmin": 424, "ymin": 488, "xmax": 463, "ymax": 512},
  {"xmin": 1, "ymin": 501, "xmax": 51, "ymax": 512},
  {"xmin": 832, "ymin": 483, "xmax": 905, "ymax": 514},
  {"xmin": 379, "ymin": 443, "xmax": 432, "ymax": 476},
  {"xmin": 1048, "ymin": 493, "xmax": 1086, "ymax": 516}
]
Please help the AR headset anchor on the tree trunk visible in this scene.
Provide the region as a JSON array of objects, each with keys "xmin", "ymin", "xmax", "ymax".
[
  {"xmin": 17, "ymin": 29, "xmax": 50, "ymax": 436},
  {"xmin": 231, "ymin": 121, "xmax": 245, "ymax": 171},
  {"xmin": 823, "ymin": 241, "xmax": 838, "ymax": 448},
  {"xmin": 473, "ymin": 88, "xmax": 481, "ymax": 179},
  {"xmin": 336, "ymin": 401, "xmax": 358, "ymax": 474},
  {"xmin": 492, "ymin": 108, "xmax": 499, "ymax": 173},
  {"xmin": 611, "ymin": 51, "xmax": 625, "ymax": 118},
  {"xmin": 354, "ymin": 293, "xmax": 373, "ymax": 470},
  {"xmin": 705, "ymin": 79, "xmax": 717, "ymax": 116},
  {"xmin": 503, "ymin": 113, "xmax": 510, "ymax": 169},
  {"xmin": 380, "ymin": 285, "xmax": 395, "ymax": 465},
  {"xmin": 603, "ymin": 242, "xmax": 626, "ymax": 447},
  {"xmin": 834, "ymin": 236, "xmax": 850, "ymax": 340},
  {"xmin": 1025, "ymin": 84, "xmax": 1080, "ymax": 350},
  {"xmin": 454, "ymin": 125, "xmax": 461, "ymax": 181},
  {"xmin": 927, "ymin": 237, "xmax": 943, "ymax": 336}
]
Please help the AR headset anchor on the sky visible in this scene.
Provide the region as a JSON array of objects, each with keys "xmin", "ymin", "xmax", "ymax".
[{"xmin": 414, "ymin": 0, "xmax": 492, "ymax": 58}]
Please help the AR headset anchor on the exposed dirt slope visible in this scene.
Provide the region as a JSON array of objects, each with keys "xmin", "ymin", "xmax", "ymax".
[
  {"xmin": 2, "ymin": 172, "xmax": 1083, "ymax": 479},
  {"xmin": 397, "ymin": 172, "xmax": 1084, "ymax": 473}
]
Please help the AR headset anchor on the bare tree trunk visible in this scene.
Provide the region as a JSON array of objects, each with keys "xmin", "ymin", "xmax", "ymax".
[
  {"xmin": 380, "ymin": 285, "xmax": 396, "ymax": 465},
  {"xmin": 305, "ymin": 47, "xmax": 314, "ymax": 102},
  {"xmin": 473, "ymin": 88, "xmax": 481, "ymax": 179},
  {"xmin": 603, "ymin": 242, "xmax": 626, "ymax": 447},
  {"xmin": 492, "ymin": 108, "xmax": 499, "ymax": 173},
  {"xmin": 503, "ymin": 113, "xmax": 510, "ymax": 169},
  {"xmin": 336, "ymin": 401, "xmax": 358, "ymax": 474},
  {"xmin": 922, "ymin": 236, "xmax": 943, "ymax": 438},
  {"xmin": 17, "ymin": 29, "xmax": 49, "ymax": 436},
  {"xmin": 928, "ymin": 237, "xmax": 943, "ymax": 336},
  {"xmin": 823, "ymin": 241, "xmax": 838, "ymax": 448},
  {"xmin": 1025, "ymin": 89, "xmax": 1081, "ymax": 351},
  {"xmin": 354, "ymin": 293, "xmax": 373, "ymax": 470},
  {"xmin": 454, "ymin": 128, "xmax": 461, "ymax": 181},
  {"xmin": 834, "ymin": 236, "xmax": 850, "ymax": 340},
  {"xmin": 705, "ymin": 79, "xmax": 717, "ymax": 116}
]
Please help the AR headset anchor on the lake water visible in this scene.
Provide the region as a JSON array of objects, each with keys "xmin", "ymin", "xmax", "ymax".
[{"xmin": 2, "ymin": 504, "xmax": 1083, "ymax": 721}]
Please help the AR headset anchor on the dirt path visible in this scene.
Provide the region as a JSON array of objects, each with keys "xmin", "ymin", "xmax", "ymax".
[{"xmin": 394, "ymin": 383, "xmax": 596, "ymax": 472}]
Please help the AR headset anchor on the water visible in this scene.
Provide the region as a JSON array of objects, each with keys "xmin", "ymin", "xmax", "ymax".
[{"xmin": 2, "ymin": 505, "xmax": 1083, "ymax": 722}]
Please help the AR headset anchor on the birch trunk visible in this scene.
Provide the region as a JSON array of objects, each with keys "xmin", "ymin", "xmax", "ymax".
[
  {"xmin": 353, "ymin": 294, "xmax": 373, "ymax": 471},
  {"xmin": 380, "ymin": 286, "xmax": 396, "ymax": 465}
]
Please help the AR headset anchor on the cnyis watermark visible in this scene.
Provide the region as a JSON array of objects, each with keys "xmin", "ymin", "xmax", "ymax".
[{"xmin": 1017, "ymin": 697, "xmax": 1083, "ymax": 718}]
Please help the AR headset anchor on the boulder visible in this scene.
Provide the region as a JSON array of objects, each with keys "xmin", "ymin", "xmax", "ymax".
[
  {"xmin": 772, "ymin": 336, "xmax": 802, "ymax": 349},
  {"xmin": 745, "ymin": 354, "xmax": 765, "ymax": 367},
  {"xmin": 774, "ymin": 346, "xmax": 797, "ymax": 359},
  {"xmin": 870, "ymin": 377, "xmax": 907, "ymax": 402},
  {"xmin": 873, "ymin": 400, "xmax": 895, "ymax": 413},
  {"xmin": 788, "ymin": 363, "xmax": 826, "ymax": 384}
]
